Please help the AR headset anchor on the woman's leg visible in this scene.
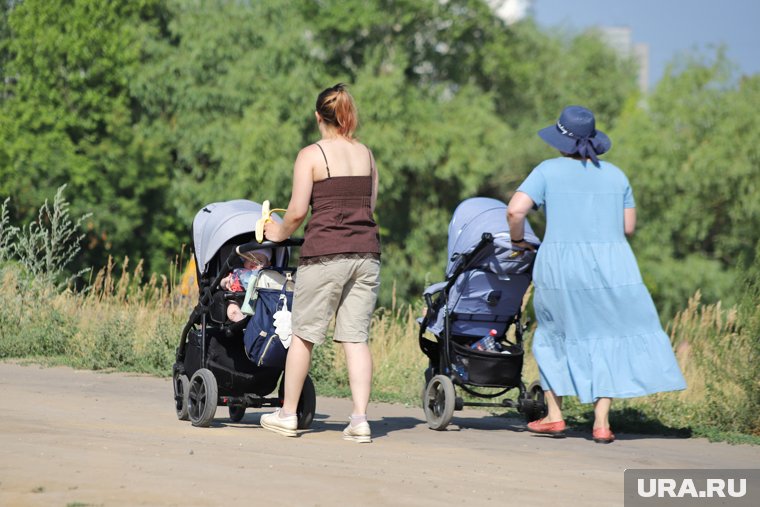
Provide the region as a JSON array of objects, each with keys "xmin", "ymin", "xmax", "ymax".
[
  {"xmin": 341, "ymin": 341, "xmax": 373, "ymax": 416},
  {"xmin": 527, "ymin": 389, "xmax": 566, "ymax": 435},
  {"xmin": 281, "ymin": 335, "xmax": 313, "ymax": 415},
  {"xmin": 544, "ymin": 390, "xmax": 564, "ymax": 422},
  {"xmin": 593, "ymin": 397, "xmax": 612, "ymax": 429}
]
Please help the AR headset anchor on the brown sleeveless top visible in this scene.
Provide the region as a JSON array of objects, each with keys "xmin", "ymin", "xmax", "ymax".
[{"xmin": 299, "ymin": 144, "xmax": 381, "ymax": 262}]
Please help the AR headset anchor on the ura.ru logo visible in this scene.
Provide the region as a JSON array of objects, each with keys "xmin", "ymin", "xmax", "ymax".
[{"xmin": 637, "ymin": 478, "xmax": 746, "ymax": 498}]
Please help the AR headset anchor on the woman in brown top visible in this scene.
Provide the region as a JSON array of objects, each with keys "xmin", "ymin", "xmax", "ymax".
[{"xmin": 260, "ymin": 84, "xmax": 381, "ymax": 443}]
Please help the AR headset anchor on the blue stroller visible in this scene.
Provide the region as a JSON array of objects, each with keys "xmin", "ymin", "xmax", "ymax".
[
  {"xmin": 172, "ymin": 199, "xmax": 316, "ymax": 428},
  {"xmin": 418, "ymin": 197, "xmax": 547, "ymax": 430}
]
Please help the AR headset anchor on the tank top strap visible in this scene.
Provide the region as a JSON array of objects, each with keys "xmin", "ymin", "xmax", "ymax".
[{"xmin": 315, "ymin": 142, "xmax": 331, "ymax": 178}]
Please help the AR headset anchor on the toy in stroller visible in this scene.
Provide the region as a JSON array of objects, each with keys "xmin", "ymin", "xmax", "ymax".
[
  {"xmin": 172, "ymin": 199, "xmax": 316, "ymax": 428},
  {"xmin": 418, "ymin": 197, "xmax": 547, "ymax": 430}
]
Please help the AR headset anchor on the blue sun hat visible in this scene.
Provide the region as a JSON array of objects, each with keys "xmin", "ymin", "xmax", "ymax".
[{"xmin": 538, "ymin": 105, "xmax": 611, "ymax": 166}]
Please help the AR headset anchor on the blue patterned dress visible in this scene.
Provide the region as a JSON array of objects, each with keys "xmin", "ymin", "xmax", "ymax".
[{"xmin": 518, "ymin": 157, "xmax": 686, "ymax": 403}]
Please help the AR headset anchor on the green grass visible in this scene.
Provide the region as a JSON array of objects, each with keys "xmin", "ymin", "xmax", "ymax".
[{"xmin": 1, "ymin": 259, "xmax": 758, "ymax": 445}]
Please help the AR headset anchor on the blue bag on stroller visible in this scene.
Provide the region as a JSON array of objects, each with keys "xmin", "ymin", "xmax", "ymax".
[{"xmin": 243, "ymin": 287, "xmax": 293, "ymax": 369}]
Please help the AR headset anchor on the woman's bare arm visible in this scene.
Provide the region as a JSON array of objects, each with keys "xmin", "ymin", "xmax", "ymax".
[
  {"xmin": 263, "ymin": 147, "xmax": 314, "ymax": 242},
  {"xmin": 624, "ymin": 208, "xmax": 636, "ymax": 236},
  {"xmin": 507, "ymin": 191, "xmax": 535, "ymax": 243}
]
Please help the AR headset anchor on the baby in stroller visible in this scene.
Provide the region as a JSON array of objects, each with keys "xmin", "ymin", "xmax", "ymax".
[{"xmin": 220, "ymin": 250, "xmax": 272, "ymax": 322}]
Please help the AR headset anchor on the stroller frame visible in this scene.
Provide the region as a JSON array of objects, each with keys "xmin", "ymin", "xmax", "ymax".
[
  {"xmin": 419, "ymin": 233, "xmax": 547, "ymax": 430},
  {"xmin": 172, "ymin": 236, "xmax": 316, "ymax": 428}
]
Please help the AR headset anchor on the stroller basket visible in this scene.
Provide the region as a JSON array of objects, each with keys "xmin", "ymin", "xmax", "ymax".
[
  {"xmin": 451, "ymin": 341, "xmax": 523, "ymax": 388},
  {"xmin": 184, "ymin": 327, "xmax": 280, "ymax": 397}
]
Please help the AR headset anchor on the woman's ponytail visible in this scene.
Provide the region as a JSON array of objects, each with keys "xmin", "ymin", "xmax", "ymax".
[{"xmin": 316, "ymin": 83, "xmax": 358, "ymax": 138}]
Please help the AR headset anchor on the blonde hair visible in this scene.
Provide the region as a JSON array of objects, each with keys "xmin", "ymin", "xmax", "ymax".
[{"xmin": 316, "ymin": 83, "xmax": 358, "ymax": 138}]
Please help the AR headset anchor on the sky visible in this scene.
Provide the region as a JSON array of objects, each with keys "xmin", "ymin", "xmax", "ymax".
[{"xmin": 491, "ymin": 0, "xmax": 760, "ymax": 87}]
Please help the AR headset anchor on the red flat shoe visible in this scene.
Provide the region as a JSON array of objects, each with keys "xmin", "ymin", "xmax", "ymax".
[
  {"xmin": 592, "ymin": 427, "xmax": 615, "ymax": 443},
  {"xmin": 527, "ymin": 418, "xmax": 566, "ymax": 437}
]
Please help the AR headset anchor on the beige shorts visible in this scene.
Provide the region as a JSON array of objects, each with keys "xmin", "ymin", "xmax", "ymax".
[{"xmin": 292, "ymin": 256, "xmax": 380, "ymax": 345}]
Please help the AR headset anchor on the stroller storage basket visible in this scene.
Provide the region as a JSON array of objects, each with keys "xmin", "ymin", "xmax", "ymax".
[
  {"xmin": 451, "ymin": 341, "xmax": 523, "ymax": 388},
  {"xmin": 183, "ymin": 328, "xmax": 280, "ymax": 396}
]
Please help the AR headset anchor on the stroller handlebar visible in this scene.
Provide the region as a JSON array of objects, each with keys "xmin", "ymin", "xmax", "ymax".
[{"xmin": 237, "ymin": 238, "xmax": 304, "ymax": 254}]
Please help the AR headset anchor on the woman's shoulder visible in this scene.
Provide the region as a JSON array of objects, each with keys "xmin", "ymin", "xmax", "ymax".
[
  {"xmin": 600, "ymin": 160, "xmax": 629, "ymax": 178},
  {"xmin": 302, "ymin": 139, "xmax": 372, "ymax": 153},
  {"xmin": 298, "ymin": 143, "xmax": 324, "ymax": 158},
  {"xmin": 538, "ymin": 156, "xmax": 570, "ymax": 167},
  {"xmin": 533, "ymin": 157, "xmax": 568, "ymax": 174},
  {"xmin": 295, "ymin": 144, "xmax": 331, "ymax": 170},
  {"xmin": 346, "ymin": 138, "xmax": 372, "ymax": 155}
]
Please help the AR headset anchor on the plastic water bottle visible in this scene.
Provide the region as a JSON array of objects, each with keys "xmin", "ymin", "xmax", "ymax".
[
  {"xmin": 471, "ymin": 329, "xmax": 499, "ymax": 352},
  {"xmin": 452, "ymin": 356, "xmax": 468, "ymax": 381}
]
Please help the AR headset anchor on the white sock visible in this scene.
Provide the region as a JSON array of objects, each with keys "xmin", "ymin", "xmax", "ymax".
[
  {"xmin": 278, "ymin": 409, "xmax": 295, "ymax": 419},
  {"xmin": 349, "ymin": 414, "xmax": 367, "ymax": 426}
]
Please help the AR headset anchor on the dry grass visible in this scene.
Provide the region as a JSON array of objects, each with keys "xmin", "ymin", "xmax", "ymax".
[
  {"xmin": 369, "ymin": 302, "xmax": 429, "ymax": 401},
  {"xmin": 2, "ymin": 260, "xmax": 757, "ymax": 439},
  {"xmin": 308, "ymin": 282, "xmax": 429, "ymax": 402},
  {"xmin": 0, "ymin": 257, "xmax": 190, "ymax": 373},
  {"xmin": 601, "ymin": 291, "xmax": 759, "ymax": 437},
  {"xmin": 669, "ymin": 292, "xmax": 740, "ymax": 406}
]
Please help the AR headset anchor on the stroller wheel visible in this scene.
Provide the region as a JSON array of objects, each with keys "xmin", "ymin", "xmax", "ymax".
[
  {"xmin": 523, "ymin": 380, "xmax": 548, "ymax": 423},
  {"xmin": 188, "ymin": 368, "xmax": 218, "ymax": 427},
  {"xmin": 173, "ymin": 372, "xmax": 190, "ymax": 421},
  {"xmin": 297, "ymin": 375, "xmax": 316, "ymax": 429},
  {"xmin": 278, "ymin": 374, "xmax": 316, "ymax": 430},
  {"xmin": 423, "ymin": 375, "xmax": 456, "ymax": 430},
  {"xmin": 228, "ymin": 404, "xmax": 246, "ymax": 423}
]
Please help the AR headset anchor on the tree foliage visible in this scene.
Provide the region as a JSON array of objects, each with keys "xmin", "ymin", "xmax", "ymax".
[
  {"xmin": 0, "ymin": 0, "xmax": 755, "ymax": 315},
  {"xmin": 0, "ymin": 0, "xmax": 172, "ymax": 271},
  {"xmin": 610, "ymin": 52, "xmax": 759, "ymax": 316}
]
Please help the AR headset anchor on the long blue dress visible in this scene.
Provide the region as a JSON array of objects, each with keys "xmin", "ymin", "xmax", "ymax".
[{"xmin": 518, "ymin": 157, "xmax": 686, "ymax": 403}]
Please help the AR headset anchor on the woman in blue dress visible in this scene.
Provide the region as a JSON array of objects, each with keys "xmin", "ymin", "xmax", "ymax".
[{"xmin": 507, "ymin": 105, "xmax": 686, "ymax": 443}]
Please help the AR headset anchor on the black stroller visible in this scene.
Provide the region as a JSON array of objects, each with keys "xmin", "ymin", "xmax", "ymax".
[
  {"xmin": 418, "ymin": 197, "xmax": 547, "ymax": 430},
  {"xmin": 172, "ymin": 199, "xmax": 316, "ymax": 428}
]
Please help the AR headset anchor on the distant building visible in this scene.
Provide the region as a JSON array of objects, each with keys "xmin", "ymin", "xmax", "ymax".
[
  {"xmin": 597, "ymin": 26, "xmax": 650, "ymax": 93},
  {"xmin": 486, "ymin": 4, "xmax": 650, "ymax": 93}
]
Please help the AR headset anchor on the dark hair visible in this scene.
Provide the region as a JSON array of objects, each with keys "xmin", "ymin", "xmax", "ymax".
[{"xmin": 316, "ymin": 83, "xmax": 358, "ymax": 138}]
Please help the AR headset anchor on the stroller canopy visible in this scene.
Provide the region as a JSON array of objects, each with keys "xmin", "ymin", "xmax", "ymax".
[
  {"xmin": 423, "ymin": 197, "xmax": 540, "ymax": 338},
  {"xmin": 192, "ymin": 200, "xmax": 283, "ymax": 275},
  {"xmin": 446, "ymin": 197, "xmax": 540, "ymax": 278}
]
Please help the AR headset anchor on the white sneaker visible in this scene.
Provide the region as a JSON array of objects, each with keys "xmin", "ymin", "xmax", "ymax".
[
  {"xmin": 260, "ymin": 409, "xmax": 298, "ymax": 437},
  {"xmin": 343, "ymin": 420, "xmax": 372, "ymax": 443}
]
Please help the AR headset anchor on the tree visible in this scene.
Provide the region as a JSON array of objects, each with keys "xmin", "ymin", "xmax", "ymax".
[
  {"xmin": 0, "ymin": 0, "xmax": 174, "ymax": 273},
  {"xmin": 609, "ymin": 51, "xmax": 760, "ymax": 317},
  {"xmin": 297, "ymin": 0, "xmax": 638, "ymax": 302},
  {"xmin": 133, "ymin": 0, "xmax": 328, "ymax": 226},
  {"xmin": 0, "ymin": 0, "xmax": 643, "ymax": 306}
]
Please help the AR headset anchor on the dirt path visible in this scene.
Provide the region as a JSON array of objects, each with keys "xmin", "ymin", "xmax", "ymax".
[{"xmin": 0, "ymin": 362, "xmax": 757, "ymax": 507}]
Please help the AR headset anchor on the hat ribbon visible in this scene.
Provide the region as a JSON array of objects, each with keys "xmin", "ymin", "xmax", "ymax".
[
  {"xmin": 575, "ymin": 135, "xmax": 605, "ymax": 167},
  {"xmin": 558, "ymin": 122, "xmax": 603, "ymax": 166}
]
